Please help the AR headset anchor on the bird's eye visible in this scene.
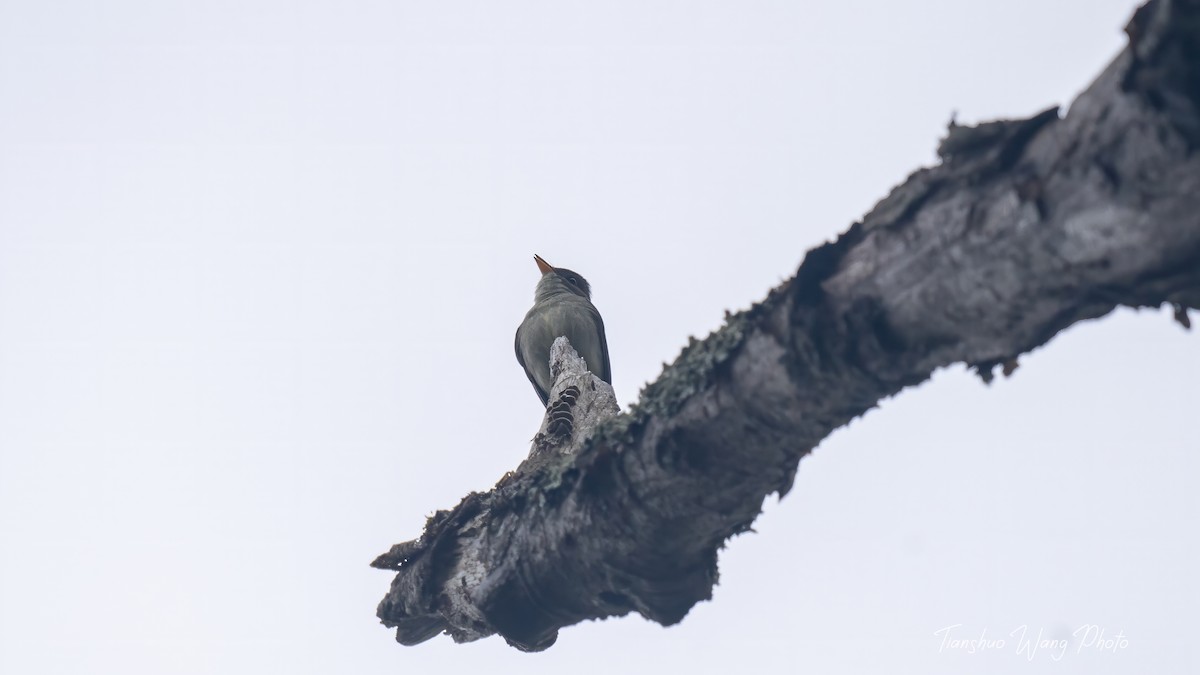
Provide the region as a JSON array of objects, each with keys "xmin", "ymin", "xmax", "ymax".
[{"xmin": 568, "ymin": 277, "xmax": 579, "ymax": 285}]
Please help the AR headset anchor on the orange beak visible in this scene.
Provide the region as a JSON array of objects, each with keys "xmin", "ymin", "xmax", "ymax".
[{"xmin": 533, "ymin": 254, "xmax": 555, "ymax": 276}]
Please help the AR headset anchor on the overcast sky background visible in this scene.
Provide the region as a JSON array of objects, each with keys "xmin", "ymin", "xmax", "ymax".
[{"xmin": 1, "ymin": 1, "xmax": 1195, "ymax": 673}]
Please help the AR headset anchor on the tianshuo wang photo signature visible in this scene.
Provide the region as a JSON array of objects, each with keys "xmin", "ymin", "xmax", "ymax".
[{"xmin": 934, "ymin": 623, "xmax": 1129, "ymax": 661}]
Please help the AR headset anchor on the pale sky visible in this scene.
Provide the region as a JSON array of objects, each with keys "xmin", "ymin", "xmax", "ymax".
[{"xmin": 1, "ymin": 1, "xmax": 1195, "ymax": 674}]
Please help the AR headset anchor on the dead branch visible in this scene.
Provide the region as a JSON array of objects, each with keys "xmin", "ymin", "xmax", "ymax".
[{"xmin": 373, "ymin": 0, "xmax": 1200, "ymax": 651}]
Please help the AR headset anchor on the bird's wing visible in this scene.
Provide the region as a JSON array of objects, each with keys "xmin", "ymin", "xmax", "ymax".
[
  {"xmin": 514, "ymin": 324, "xmax": 550, "ymax": 406},
  {"xmin": 589, "ymin": 303, "xmax": 613, "ymax": 386}
]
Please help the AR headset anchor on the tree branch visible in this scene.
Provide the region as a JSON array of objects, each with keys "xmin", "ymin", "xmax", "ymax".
[{"xmin": 373, "ymin": 0, "xmax": 1200, "ymax": 651}]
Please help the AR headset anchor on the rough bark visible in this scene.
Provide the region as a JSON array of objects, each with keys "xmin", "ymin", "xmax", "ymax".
[
  {"xmin": 525, "ymin": 338, "xmax": 621, "ymax": 464},
  {"xmin": 373, "ymin": 0, "xmax": 1200, "ymax": 651}
]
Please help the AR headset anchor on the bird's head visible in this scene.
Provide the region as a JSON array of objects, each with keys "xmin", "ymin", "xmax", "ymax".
[{"xmin": 534, "ymin": 254, "xmax": 592, "ymax": 300}]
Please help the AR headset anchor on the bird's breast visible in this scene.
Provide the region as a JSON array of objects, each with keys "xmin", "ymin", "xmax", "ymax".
[{"xmin": 518, "ymin": 298, "xmax": 607, "ymax": 391}]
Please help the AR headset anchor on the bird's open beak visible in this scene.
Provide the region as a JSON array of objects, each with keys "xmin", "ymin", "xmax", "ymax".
[{"xmin": 533, "ymin": 254, "xmax": 555, "ymax": 276}]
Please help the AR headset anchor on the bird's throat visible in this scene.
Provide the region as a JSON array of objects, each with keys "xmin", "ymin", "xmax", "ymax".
[{"xmin": 534, "ymin": 275, "xmax": 581, "ymax": 303}]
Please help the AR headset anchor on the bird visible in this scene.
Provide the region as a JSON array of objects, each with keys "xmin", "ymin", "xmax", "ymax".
[{"xmin": 515, "ymin": 254, "xmax": 612, "ymax": 406}]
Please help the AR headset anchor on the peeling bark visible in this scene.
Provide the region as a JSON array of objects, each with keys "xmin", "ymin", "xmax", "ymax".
[
  {"xmin": 526, "ymin": 338, "xmax": 621, "ymax": 464},
  {"xmin": 373, "ymin": 0, "xmax": 1200, "ymax": 651}
]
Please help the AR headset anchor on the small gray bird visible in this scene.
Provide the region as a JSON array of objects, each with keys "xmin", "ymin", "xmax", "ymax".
[{"xmin": 515, "ymin": 254, "xmax": 612, "ymax": 406}]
